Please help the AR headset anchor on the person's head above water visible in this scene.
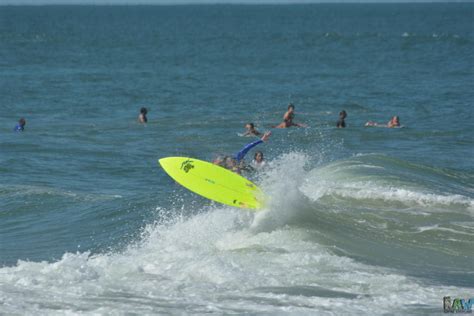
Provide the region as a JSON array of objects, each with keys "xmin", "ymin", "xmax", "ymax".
[
  {"xmin": 389, "ymin": 115, "xmax": 400, "ymax": 127},
  {"xmin": 284, "ymin": 104, "xmax": 295, "ymax": 123},
  {"xmin": 138, "ymin": 107, "xmax": 148, "ymax": 123},
  {"xmin": 213, "ymin": 155, "xmax": 241, "ymax": 173},
  {"xmin": 254, "ymin": 151, "xmax": 264, "ymax": 163},
  {"xmin": 243, "ymin": 123, "xmax": 261, "ymax": 136},
  {"xmin": 213, "ymin": 155, "xmax": 234, "ymax": 166},
  {"xmin": 336, "ymin": 110, "xmax": 347, "ymax": 128},
  {"xmin": 14, "ymin": 118, "xmax": 26, "ymax": 132}
]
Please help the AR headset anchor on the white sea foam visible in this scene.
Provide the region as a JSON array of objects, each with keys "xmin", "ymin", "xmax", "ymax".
[
  {"xmin": 416, "ymin": 224, "xmax": 474, "ymax": 236},
  {"xmin": 1, "ymin": 204, "xmax": 470, "ymax": 315},
  {"xmin": 297, "ymin": 158, "xmax": 474, "ymax": 213},
  {"xmin": 303, "ymin": 182, "xmax": 473, "ymax": 210},
  {"xmin": 249, "ymin": 151, "xmax": 314, "ymax": 232},
  {"xmin": 1, "ymin": 153, "xmax": 472, "ymax": 314}
]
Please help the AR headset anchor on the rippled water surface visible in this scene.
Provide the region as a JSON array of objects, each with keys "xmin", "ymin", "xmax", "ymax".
[{"xmin": 1, "ymin": 4, "xmax": 473, "ymax": 315}]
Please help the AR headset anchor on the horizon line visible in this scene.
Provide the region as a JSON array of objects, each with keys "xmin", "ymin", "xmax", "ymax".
[{"xmin": 1, "ymin": 0, "xmax": 472, "ymax": 5}]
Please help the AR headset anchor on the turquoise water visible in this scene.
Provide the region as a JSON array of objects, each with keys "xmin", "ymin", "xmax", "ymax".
[{"xmin": 1, "ymin": 4, "xmax": 473, "ymax": 314}]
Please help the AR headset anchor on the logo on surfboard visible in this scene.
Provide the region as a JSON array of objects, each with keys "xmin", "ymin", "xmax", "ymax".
[
  {"xmin": 233, "ymin": 199, "xmax": 248, "ymax": 207},
  {"xmin": 180, "ymin": 159, "xmax": 195, "ymax": 173}
]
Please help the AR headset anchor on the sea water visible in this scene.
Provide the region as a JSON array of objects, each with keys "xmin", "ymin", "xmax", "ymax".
[{"xmin": 0, "ymin": 4, "xmax": 473, "ymax": 315}]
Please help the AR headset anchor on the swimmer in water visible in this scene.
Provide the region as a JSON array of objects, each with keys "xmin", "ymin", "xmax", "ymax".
[
  {"xmin": 242, "ymin": 123, "xmax": 261, "ymax": 137},
  {"xmin": 274, "ymin": 104, "xmax": 307, "ymax": 128},
  {"xmin": 14, "ymin": 118, "xmax": 26, "ymax": 132},
  {"xmin": 214, "ymin": 131, "xmax": 271, "ymax": 173},
  {"xmin": 336, "ymin": 110, "xmax": 347, "ymax": 128},
  {"xmin": 138, "ymin": 107, "xmax": 148, "ymax": 123},
  {"xmin": 252, "ymin": 151, "xmax": 266, "ymax": 169},
  {"xmin": 365, "ymin": 115, "xmax": 401, "ymax": 128},
  {"xmin": 387, "ymin": 115, "xmax": 401, "ymax": 128}
]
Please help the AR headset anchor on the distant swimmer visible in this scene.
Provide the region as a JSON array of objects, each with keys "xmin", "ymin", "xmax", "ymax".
[
  {"xmin": 365, "ymin": 115, "xmax": 401, "ymax": 128},
  {"xmin": 13, "ymin": 118, "xmax": 26, "ymax": 132},
  {"xmin": 252, "ymin": 151, "xmax": 266, "ymax": 169},
  {"xmin": 214, "ymin": 131, "xmax": 271, "ymax": 173},
  {"xmin": 336, "ymin": 110, "xmax": 347, "ymax": 128},
  {"xmin": 242, "ymin": 123, "xmax": 261, "ymax": 137},
  {"xmin": 387, "ymin": 116, "xmax": 401, "ymax": 128},
  {"xmin": 138, "ymin": 107, "xmax": 148, "ymax": 123},
  {"xmin": 274, "ymin": 104, "xmax": 307, "ymax": 128}
]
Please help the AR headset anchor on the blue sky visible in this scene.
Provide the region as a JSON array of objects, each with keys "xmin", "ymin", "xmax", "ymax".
[{"xmin": 0, "ymin": 0, "xmax": 471, "ymax": 4}]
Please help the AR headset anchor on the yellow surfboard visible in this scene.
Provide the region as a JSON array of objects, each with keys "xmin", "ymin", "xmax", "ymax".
[{"xmin": 158, "ymin": 157, "xmax": 265, "ymax": 210}]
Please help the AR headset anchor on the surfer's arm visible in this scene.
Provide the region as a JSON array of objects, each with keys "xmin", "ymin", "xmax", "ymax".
[
  {"xmin": 235, "ymin": 140, "xmax": 263, "ymax": 162},
  {"xmin": 234, "ymin": 132, "xmax": 271, "ymax": 162}
]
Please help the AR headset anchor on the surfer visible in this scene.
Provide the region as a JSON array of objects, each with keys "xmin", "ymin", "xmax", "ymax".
[
  {"xmin": 336, "ymin": 110, "xmax": 347, "ymax": 128},
  {"xmin": 214, "ymin": 131, "xmax": 271, "ymax": 173},
  {"xmin": 365, "ymin": 115, "xmax": 401, "ymax": 128},
  {"xmin": 138, "ymin": 107, "xmax": 148, "ymax": 123},
  {"xmin": 242, "ymin": 123, "xmax": 261, "ymax": 137},
  {"xmin": 13, "ymin": 118, "xmax": 26, "ymax": 132},
  {"xmin": 274, "ymin": 104, "xmax": 307, "ymax": 128}
]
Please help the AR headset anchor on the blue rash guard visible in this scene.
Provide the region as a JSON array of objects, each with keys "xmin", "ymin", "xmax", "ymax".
[
  {"xmin": 13, "ymin": 124, "xmax": 24, "ymax": 132},
  {"xmin": 234, "ymin": 139, "xmax": 263, "ymax": 162}
]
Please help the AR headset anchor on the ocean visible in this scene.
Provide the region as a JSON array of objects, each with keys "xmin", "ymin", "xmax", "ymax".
[{"xmin": 0, "ymin": 3, "xmax": 473, "ymax": 315}]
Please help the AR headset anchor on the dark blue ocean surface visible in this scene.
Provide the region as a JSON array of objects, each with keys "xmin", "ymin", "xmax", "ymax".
[{"xmin": 0, "ymin": 4, "xmax": 473, "ymax": 315}]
